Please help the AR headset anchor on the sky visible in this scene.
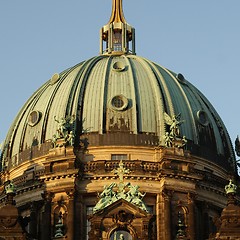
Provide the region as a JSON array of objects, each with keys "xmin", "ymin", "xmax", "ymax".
[{"xmin": 0, "ymin": 1, "xmax": 240, "ymax": 156}]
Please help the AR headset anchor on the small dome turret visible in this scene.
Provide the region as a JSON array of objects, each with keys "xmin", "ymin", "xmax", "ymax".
[{"xmin": 100, "ymin": 0, "xmax": 135, "ymax": 55}]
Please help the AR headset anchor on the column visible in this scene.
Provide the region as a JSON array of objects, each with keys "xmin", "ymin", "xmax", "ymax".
[{"xmin": 188, "ymin": 193, "xmax": 196, "ymax": 240}]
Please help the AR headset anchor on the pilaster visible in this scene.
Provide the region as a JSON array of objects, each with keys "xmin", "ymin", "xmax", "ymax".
[
  {"xmin": 41, "ymin": 191, "xmax": 54, "ymax": 240},
  {"xmin": 157, "ymin": 189, "xmax": 172, "ymax": 240},
  {"xmin": 29, "ymin": 201, "xmax": 39, "ymax": 238},
  {"xmin": 187, "ymin": 193, "xmax": 196, "ymax": 240},
  {"xmin": 66, "ymin": 189, "xmax": 75, "ymax": 239}
]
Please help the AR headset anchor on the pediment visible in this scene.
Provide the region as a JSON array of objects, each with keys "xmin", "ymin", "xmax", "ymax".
[
  {"xmin": 88, "ymin": 198, "xmax": 152, "ymax": 240},
  {"xmin": 91, "ymin": 198, "xmax": 149, "ymax": 219}
]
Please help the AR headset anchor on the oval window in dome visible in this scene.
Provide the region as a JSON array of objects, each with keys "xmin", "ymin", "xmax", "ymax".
[
  {"xmin": 112, "ymin": 61, "xmax": 126, "ymax": 72},
  {"xmin": 110, "ymin": 95, "xmax": 128, "ymax": 111},
  {"xmin": 28, "ymin": 110, "xmax": 41, "ymax": 127},
  {"xmin": 50, "ymin": 73, "xmax": 60, "ymax": 85},
  {"xmin": 197, "ymin": 110, "xmax": 209, "ymax": 126},
  {"xmin": 176, "ymin": 73, "xmax": 186, "ymax": 84}
]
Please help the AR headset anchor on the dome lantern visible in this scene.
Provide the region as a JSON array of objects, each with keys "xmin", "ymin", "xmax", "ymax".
[{"xmin": 100, "ymin": 0, "xmax": 136, "ymax": 55}]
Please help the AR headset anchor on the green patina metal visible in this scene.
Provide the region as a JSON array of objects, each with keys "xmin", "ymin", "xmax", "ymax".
[
  {"xmin": 163, "ymin": 112, "xmax": 187, "ymax": 148},
  {"xmin": 93, "ymin": 160, "xmax": 148, "ymax": 213},
  {"xmin": 5, "ymin": 181, "xmax": 16, "ymax": 195},
  {"xmin": 52, "ymin": 115, "xmax": 75, "ymax": 148},
  {"xmin": 2, "ymin": 54, "xmax": 235, "ymax": 171},
  {"xmin": 54, "ymin": 212, "xmax": 64, "ymax": 237}
]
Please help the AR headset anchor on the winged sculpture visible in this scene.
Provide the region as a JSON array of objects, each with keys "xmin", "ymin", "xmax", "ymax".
[{"xmin": 164, "ymin": 112, "xmax": 184, "ymax": 138}]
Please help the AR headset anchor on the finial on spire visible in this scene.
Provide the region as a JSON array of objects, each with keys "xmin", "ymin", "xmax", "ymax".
[
  {"xmin": 108, "ymin": 0, "xmax": 126, "ymax": 24},
  {"xmin": 100, "ymin": 0, "xmax": 136, "ymax": 55},
  {"xmin": 225, "ymin": 179, "xmax": 237, "ymax": 195}
]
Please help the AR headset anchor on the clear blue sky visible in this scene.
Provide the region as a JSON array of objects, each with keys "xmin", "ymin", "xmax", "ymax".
[{"xmin": 1, "ymin": 1, "xmax": 240, "ymax": 153}]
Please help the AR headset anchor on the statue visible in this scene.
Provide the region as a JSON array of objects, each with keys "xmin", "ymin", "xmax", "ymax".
[
  {"xmin": 93, "ymin": 162, "xmax": 148, "ymax": 213},
  {"xmin": 126, "ymin": 184, "xmax": 148, "ymax": 212},
  {"xmin": 163, "ymin": 112, "xmax": 187, "ymax": 149},
  {"xmin": 66, "ymin": 131, "xmax": 75, "ymax": 146},
  {"xmin": 182, "ymin": 136, "xmax": 187, "ymax": 147},
  {"xmin": 93, "ymin": 183, "xmax": 117, "ymax": 213},
  {"xmin": 54, "ymin": 115, "xmax": 75, "ymax": 137},
  {"xmin": 112, "ymin": 160, "xmax": 130, "ymax": 197},
  {"xmin": 164, "ymin": 112, "xmax": 184, "ymax": 138},
  {"xmin": 164, "ymin": 132, "xmax": 172, "ymax": 147},
  {"xmin": 175, "ymin": 135, "xmax": 187, "ymax": 148},
  {"xmin": 5, "ymin": 181, "xmax": 16, "ymax": 194},
  {"xmin": 126, "ymin": 185, "xmax": 142, "ymax": 200},
  {"xmin": 54, "ymin": 116, "xmax": 67, "ymax": 138},
  {"xmin": 54, "ymin": 212, "xmax": 64, "ymax": 237},
  {"xmin": 52, "ymin": 134, "xmax": 57, "ymax": 148},
  {"xmin": 52, "ymin": 115, "xmax": 76, "ymax": 148},
  {"xmin": 119, "ymin": 234, "xmax": 124, "ymax": 240},
  {"xmin": 113, "ymin": 232, "xmax": 125, "ymax": 240}
]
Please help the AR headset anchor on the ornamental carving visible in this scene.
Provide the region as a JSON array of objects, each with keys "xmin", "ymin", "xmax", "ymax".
[
  {"xmin": 225, "ymin": 180, "xmax": 237, "ymax": 195},
  {"xmin": 112, "ymin": 210, "xmax": 134, "ymax": 226},
  {"xmin": 5, "ymin": 181, "xmax": 16, "ymax": 195},
  {"xmin": 52, "ymin": 115, "xmax": 75, "ymax": 147},
  {"xmin": 93, "ymin": 182, "xmax": 148, "ymax": 213},
  {"xmin": 93, "ymin": 160, "xmax": 148, "ymax": 213},
  {"xmin": 163, "ymin": 112, "xmax": 187, "ymax": 148}
]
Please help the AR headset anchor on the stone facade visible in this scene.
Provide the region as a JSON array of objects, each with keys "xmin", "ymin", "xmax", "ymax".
[{"xmin": 0, "ymin": 141, "xmax": 238, "ymax": 239}]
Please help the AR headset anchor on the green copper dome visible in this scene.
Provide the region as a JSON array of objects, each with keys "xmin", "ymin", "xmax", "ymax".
[
  {"xmin": 1, "ymin": 54, "xmax": 236, "ymax": 171},
  {"xmin": 0, "ymin": 0, "xmax": 236, "ymax": 173}
]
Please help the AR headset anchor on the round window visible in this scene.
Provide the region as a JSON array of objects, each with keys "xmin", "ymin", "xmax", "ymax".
[
  {"xmin": 110, "ymin": 95, "xmax": 128, "ymax": 111},
  {"xmin": 197, "ymin": 110, "xmax": 209, "ymax": 126},
  {"xmin": 176, "ymin": 73, "xmax": 186, "ymax": 84},
  {"xmin": 28, "ymin": 110, "xmax": 41, "ymax": 127},
  {"xmin": 110, "ymin": 230, "xmax": 132, "ymax": 240},
  {"xmin": 50, "ymin": 73, "xmax": 60, "ymax": 85},
  {"xmin": 112, "ymin": 61, "xmax": 126, "ymax": 72}
]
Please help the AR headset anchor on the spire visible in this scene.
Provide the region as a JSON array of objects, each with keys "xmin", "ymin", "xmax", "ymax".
[
  {"xmin": 108, "ymin": 0, "xmax": 127, "ymax": 24},
  {"xmin": 100, "ymin": 0, "xmax": 136, "ymax": 55}
]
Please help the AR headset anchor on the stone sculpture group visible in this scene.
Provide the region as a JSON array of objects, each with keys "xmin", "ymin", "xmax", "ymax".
[{"xmin": 93, "ymin": 160, "xmax": 148, "ymax": 213}]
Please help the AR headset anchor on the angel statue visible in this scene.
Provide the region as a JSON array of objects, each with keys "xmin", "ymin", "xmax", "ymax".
[
  {"xmin": 164, "ymin": 112, "xmax": 184, "ymax": 138},
  {"xmin": 93, "ymin": 183, "xmax": 117, "ymax": 213},
  {"xmin": 54, "ymin": 115, "xmax": 75, "ymax": 138}
]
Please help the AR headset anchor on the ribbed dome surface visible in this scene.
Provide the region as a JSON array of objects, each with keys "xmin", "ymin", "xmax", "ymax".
[{"xmin": 2, "ymin": 55, "xmax": 235, "ymax": 170}]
